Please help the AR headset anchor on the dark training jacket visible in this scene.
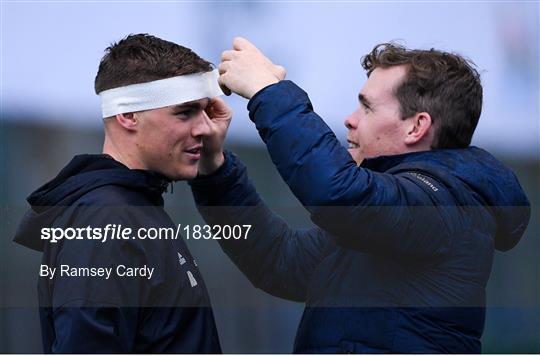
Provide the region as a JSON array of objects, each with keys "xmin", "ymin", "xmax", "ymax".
[
  {"xmin": 14, "ymin": 155, "xmax": 221, "ymax": 353},
  {"xmin": 190, "ymin": 81, "xmax": 531, "ymax": 353}
]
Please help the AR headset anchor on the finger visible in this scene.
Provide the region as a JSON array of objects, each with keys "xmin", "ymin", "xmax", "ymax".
[
  {"xmin": 217, "ymin": 76, "xmax": 232, "ymax": 96},
  {"xmin": 208, "ymin": 97, "xmax": 232, "ymax": 118},
  {"xmin": 201, "ymin": 108, "xmax": 213, "ymax": 123},
  {"xmin": 209, "ymin": 97, "xmax": 230, "ymax": 114},
  {"xmin": 233, "ymin": 36, "xmax": 258, "ymax": 52},
  {"xmin": 218, "ymin": 62, "xmax": 229, "ymax": 75},
  {"xmin": 209, "ymin": 96, "xmax": 226, "ymax": 108},
  {"xmin": 221, "ymin": 50, "xmax": 235, "ymax": 62}
]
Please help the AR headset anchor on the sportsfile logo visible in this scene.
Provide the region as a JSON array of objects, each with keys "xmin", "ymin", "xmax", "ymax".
[
  {"xmin": 40, "ymin": 224, "xmax": 182, "ymax": 244},
  {"xmin": 40, "ymin": 224, "xmax": 252, "ymax": 244}
]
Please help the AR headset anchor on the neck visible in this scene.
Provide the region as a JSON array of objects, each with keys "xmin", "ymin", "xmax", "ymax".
[{"xmin": 102, "ymin": 134, "xmax": 145, "ymax": 170}]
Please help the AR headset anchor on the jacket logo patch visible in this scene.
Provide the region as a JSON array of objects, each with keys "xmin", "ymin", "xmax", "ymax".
[
  {"xmin": 187, "ymin": 271, "xmax": 198, "ymax": 287},
  {"xmin": 408, "ymin": 172, "xmax": 439, "ymax": 192},
  {"xmin": 178, "ymin": 252, "xmax": 186, "ymax": 266}
]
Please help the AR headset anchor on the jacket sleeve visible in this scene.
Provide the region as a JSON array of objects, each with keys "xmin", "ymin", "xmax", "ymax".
[
  {"xmin": 189, "ymin": 151, "xmax": 332, "ymax": 302},
  {"xmin": 246, "ymin": 80, "xmax": 452, "ymax": 259},
  {"xmin": 50, "ymin": 304, "xmax": 139, "ymax": 352}
]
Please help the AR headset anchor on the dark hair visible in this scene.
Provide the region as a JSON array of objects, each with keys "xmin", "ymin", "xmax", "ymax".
[
  {"xmin": 94, "ymin": 33, "xmax": 213, "ymax": 94},
  {"xmin": 361, "ymin": 42, "xmax": 483, "ymax": 149}
]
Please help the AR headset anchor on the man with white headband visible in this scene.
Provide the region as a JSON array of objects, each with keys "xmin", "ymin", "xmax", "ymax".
[{"xmin": 14, "ymin": 34, "xmax": 228, "ymax": 353}]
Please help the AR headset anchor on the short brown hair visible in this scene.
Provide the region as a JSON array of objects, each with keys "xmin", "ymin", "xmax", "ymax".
[
  {"xmin": 362, "ymin": 43, "xmax": 483, "ymax": 149},
  {"xmin": 94, "ymin": 33, "xmax": 213, "ymax": 94}
]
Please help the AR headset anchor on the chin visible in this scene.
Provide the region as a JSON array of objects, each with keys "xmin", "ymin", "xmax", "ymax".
[
  {"xmin": 175, "ymin": 172, "xmax": 198, "ymax": 181},
  {"xmin": 348, "ymin": 149, "xmax": 363, "ymax": 165},
  {"xmin": 165, "ymin": 167, "xmax": 198, "ymax": 181}
]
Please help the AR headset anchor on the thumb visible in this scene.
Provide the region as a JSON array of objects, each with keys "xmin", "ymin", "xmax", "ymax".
[{"xmin": 273, "ymin": 65, "xmax": 287, "ymax": 80}]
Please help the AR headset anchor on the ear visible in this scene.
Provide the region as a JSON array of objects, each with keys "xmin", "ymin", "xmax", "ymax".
[
  {"xmin": 114, "ymin": 112, "xmax": 139, "ymax": 132},
  {"xmin": 404, "ymin": 112, "xmax": 432, "ymax": 145}
]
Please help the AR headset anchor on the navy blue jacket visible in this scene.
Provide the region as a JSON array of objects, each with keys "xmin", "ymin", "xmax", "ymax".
[
  {"xmin": 190, "ymin": 81, "xmax": 530, "ymax": 353},
  {"xmin": 14, "ymin": 154, "xmax": 221, "ymax": 353}
]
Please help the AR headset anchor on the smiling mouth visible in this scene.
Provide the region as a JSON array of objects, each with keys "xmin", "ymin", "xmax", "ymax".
[
  {"xmin": 184, "ymin": 146, "xmax": 202, "ymax": 161},
  {"xmin": 185, "ymin": 146, "xmax": 202, "ymax": 156},
  {"xmin": 347, "ymin": 140, "xmax": 360, "ymax": 149}
]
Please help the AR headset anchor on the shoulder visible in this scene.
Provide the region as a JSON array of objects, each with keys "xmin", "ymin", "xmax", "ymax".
[{"xmin": 76, "ymin": 184, "xmax": 156, "ymax": 206}]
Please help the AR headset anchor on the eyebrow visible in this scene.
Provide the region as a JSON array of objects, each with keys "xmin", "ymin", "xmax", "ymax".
[
  {"xmin": 171, "ymin": 98, "xmax": 210, "ymax": 112},
  {"xmin": 358, "ymin": 93, "xmax": 373, "ymax": 108}
]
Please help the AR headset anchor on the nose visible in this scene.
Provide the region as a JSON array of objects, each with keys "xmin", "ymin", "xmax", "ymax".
[
  {"xmin": 191, "ymin": 111, "xmax": 212, "ymax": 137},
  {"xmin": 344, "ymin": 109, "xmax": 359, "ymax": 130}
]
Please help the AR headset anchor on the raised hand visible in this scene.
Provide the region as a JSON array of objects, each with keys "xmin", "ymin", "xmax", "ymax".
[
  {"xmin": 218, "ymin": 37, "xmax": 286, "ymax": 99},
  {"xmin": 198, "ymin": 97, "xmax": 233, "ymax": 175}
]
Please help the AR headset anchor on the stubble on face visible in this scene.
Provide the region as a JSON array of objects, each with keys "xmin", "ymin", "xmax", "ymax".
[{"xmin": 347, "ymin": 66, "xmax": 409, "ymax": 162}]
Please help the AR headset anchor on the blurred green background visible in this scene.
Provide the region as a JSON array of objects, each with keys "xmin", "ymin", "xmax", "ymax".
[{"xmin": 0, "ymin": 121, "xmax": 538, "ymax": 353}]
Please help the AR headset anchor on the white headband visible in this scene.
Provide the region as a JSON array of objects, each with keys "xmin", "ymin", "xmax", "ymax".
[{"xmin": 99, "ymin": 69, "xmax": 224, "ymax": 118}]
